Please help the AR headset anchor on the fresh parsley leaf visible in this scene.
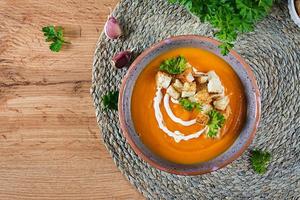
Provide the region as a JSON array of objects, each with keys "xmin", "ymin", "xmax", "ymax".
[
  {"xmin": 102, "ymin": 91, "xmax": 119, "ymax": 111},
  {"xmin": 250, "ymin": 149, "xmax": 271, "ymax": 174},
  {"xmin": 207, "ymin": 109, "xmax": 225, "ymax": 137},
  {"xmin": 219, "ymin": 42, "xmax": 234, "ymax": 56},
  {"xmin": 168, "ymin": 0, "xmax": 274, "ymax": 55},
  {"xmin": 42, "ymin": 25, "xmax": 69, "ymax": 52},
  {"xmin": 179, "ymin": 98, "xmax": 202, "ymax": 111},
  {"xmin": 159, "ymin": 55, "xmax": 187, "ymax": 74},
  {"xmin": 50, "ymin": 40, "xmax": 63, "ymax": 52}
]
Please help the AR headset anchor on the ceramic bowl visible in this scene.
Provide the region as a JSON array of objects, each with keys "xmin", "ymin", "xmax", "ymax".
[
  {"xmin": 288, "ymin": 0, "xmax": 300, "ymax": 27},
  {"xmin": 118, "ymin": 35, "xmax": 261, "ymax": 175}
]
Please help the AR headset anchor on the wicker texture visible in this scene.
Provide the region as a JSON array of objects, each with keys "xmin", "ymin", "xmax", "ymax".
[{"xmin": 91, "ymin": 0, "xmax": 300, "ymax": 199}]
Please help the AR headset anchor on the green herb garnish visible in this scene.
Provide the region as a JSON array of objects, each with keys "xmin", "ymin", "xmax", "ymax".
[
  {"xmin": 168, "ymin": 0, "xmax": 274, "ymax": 55},
  {"xmin": 207, "ymin": 109, "xmax": 225, "ymax": 137},
  {"xmin": 159, "ymin": 55, "xmax": 187, "ymax": 74},
  {"xmin": 179, "ymin": 98, "xmax": 202, "ymax": 111},
  {"xmin": 250, "ymin": 149, "xmax": 271, "ymax": 174},
  {"xmin": 102, "ymin": 91, "xmax": 119, "ymax": 111},
  {"xmin": 42, "ymin": 25, "xmax": 70, "ymax": 52}
]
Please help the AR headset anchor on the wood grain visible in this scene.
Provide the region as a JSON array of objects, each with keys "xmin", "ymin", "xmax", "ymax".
[{"xmin": 0, "ymin": 0, "xmax": 142, "ymax": 199}]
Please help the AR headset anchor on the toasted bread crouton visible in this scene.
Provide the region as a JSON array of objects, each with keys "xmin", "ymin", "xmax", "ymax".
[
  {"xmin": 208, "ymin": 78, "xmax": 224, "ymax": 93},
  {"xmin": 186, "ymin": 63, "xmax": 193, "ymax": 69},
  {"xmin": 207, "ymin": 70, "xmax": 220, "ymax": 80},
  {"xmin": 191, "ymin": 88, "xmax": 212, "ymax": 104},
  {"xmin": 207, "ymin": 71, "xmax": 224, "ymax": 93},
  {"xmin": 177, "ymin": 66, "xmax": 195, "ymax": 83},
  {"xmin": 210, "ymin": 92, "xmax": 224, "ymax": 100},
  {"xmin": 192, "ymin": 67, "xmax": 206, "ymax": 76},
  {"xmin": 202, "ymin": 104, "xmax": 213, "ymax": 114},
  {"xmin": 196, "ymin": 75, "xmax": 208, "ymax": 84},
  {"xmin": 224, "ymin": 106, "xmax": 232, "ymax": 119},
  {"xmin": 188, "ymin": 95, "xmax": 197, "ymax": 103},
  {"xmin": 186, "ymin": 72, "xmax": 195, "ymax": 82},
  {"xmin": 182, "ymin": 82, "xmax": 196, "ymax": 97},
  {"xmin": 213, "ymin": 96, "xmax": 229, "ymax": 111},
  {"xmin": 172, "ymin": 79, "xmax": 183, "ymax": 92},
  {"xmin": 166, "ymin": 85, "xmax": 180, "ymax": 100},
  {"xmin": 156, "ymin": 71, "xmax": 172, "ymax": 89},
  {"xmin": 196, "ymin": 83, "xmax": 207, "ymax": 91},
  {"xmin": 196, "ymin": 112, "xmax": 209, "ymax": 126}
]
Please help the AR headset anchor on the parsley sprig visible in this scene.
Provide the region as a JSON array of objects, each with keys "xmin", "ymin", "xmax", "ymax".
[
  {"xmin": 159, "ymin": 55, "xmax": 187, "ymax": 74},
  {"xmin": 168, "ymin": 0, "xmax": 274, "ymax": 55},
  {"xmin": 42, "ymin": 25, "xmax": 70, "ymax": 52},
  {"xmin": 102, "ymin": 91, "xmax": 119, "ymax": 111},
  {"xmin": 179, "ymin": 98, "xmax": 202, "ymax": 111},
  {"xmin": 250, "ymin": 149, "xmax": 271, "ymax": 174},
  {"xmin": 207, "ymin": 109, "xmax": 225, "ymax": 137}
]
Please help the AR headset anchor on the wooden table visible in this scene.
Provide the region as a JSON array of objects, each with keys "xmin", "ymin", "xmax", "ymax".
[{"xmin": 0, "ymin": 0, "xmax": 142, "ymax": 199}]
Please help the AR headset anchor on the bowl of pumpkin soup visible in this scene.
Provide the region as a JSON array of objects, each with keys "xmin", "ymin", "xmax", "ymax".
[{"xmin": 119, "ymin": 35, "xmax": 260, "ymax": 175}]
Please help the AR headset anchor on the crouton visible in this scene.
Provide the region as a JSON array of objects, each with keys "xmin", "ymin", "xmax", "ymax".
[
  {"xmin": 166, "ymin": 85, "xmax": 180, "ymax": 100},
  {"xmin": 177, "ymin": 66, "xmax": 194, "ymax": 82},
  {"xmin": 186, "ymin": 72, "xmax": 195, "ymax": 82},
  {"xmin": 208, "ymin": 78, "xmax": 224, "ymax": 93},
  {"xmin": 188, "ymin": 96, "xmax": 197, "ymax": 103},
  {"xmin": 197, "ymin": 83, "xmax": 207, "ymax": 91},
  {"xmin": 192, "ymin": 67, "xmax": 206, "ymax": 76},
  {"xmin": 207, "ymin": 71, "xmax": 224, "ymax": 94},
  {"xmin": 213, "ymin": 96, "xmax": 229, "ymax": 111},
  {"xmin": 181, "ymin": 82, "xmax": 196, "ymax": 98},
  {"xmin": 191, "ymin": 88, "xmax": 212, "ymax": 104},
  {"xmin": 156, "ymin": 71, "xmax": 172, "ymax": 89},
  {"xmin": 196, "ymin": 75, "xmax": 208, "ymax": 84},
  {"xmin": 202, "ymin": 104, "xmax": 213, "ymax": 114},
  {"xmin": 224, "ymin": 106, "xmax": 232, "ymax": 119},
  {"xmin": 207, "ymin": 71, "xmax": 220, "ymax": 80},
  {"xmin": 186, "ymin": 63, "xmax": 193, "ymax": 69},
  {"xmin": 196, "ymin": 112, "xmax": 209, "ymax": 126},
  {"xmin": 210, "ymin": 92, "xmax": 225, "ymax": 100},
  {"xmin": 172, "ymin": 79, "xmax": 183, "ymax": 92}
]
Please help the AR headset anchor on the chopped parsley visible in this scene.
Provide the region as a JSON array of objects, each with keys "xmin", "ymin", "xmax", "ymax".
[
  {"xmin": 159, "ymin": 55, "xmax": 187, "ymax": 74},
  {"xmin": 179, "ymin": 98, "xmax": 202, "ymax": 111},
  {"xmin": 168, "ymin": 0, "xmax": 274, "ymax": 55},
  {"xmin": 42, "ymin": 25, "xmax": 70, "ymax": 52},
  {"xmin": 207, "ymin": 109, "xmax": 225, "ymax": 137},
  {"xmin": 102, "ymin": 91, "xmax": 119, "ymax": 111},
  {"xmin": 250, "ymin": 149, "xmax": 271, "ymax": 174}
]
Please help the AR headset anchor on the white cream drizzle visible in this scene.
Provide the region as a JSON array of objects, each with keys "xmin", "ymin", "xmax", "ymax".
[
  {"xmin": 153, "ymin": 88, "xmax": 208, "ymax": 143},
  {"xmin": 163, "ymin": 94, "xmax": 196, "ymax": 126},
  {"xmin": 170, "ymin": 97, "xmax": 179, "ymax": 104}
]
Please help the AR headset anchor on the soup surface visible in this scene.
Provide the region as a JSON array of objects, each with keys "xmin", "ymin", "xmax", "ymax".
[{"xmin": 131, "ymin": 47, "xmax": 246, "ymax": 164}]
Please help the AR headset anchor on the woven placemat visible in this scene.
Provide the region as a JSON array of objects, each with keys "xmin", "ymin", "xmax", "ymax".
[{"xmin": 91, "ymin": 0, "xmax": 300, "ymax": 199}]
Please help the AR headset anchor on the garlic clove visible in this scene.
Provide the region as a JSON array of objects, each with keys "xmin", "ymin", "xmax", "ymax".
[
  {"xmin": 112, "ymin": 50, "xmax": 132, "ymax": 69},
  {"xmin": 104, "ymin": 16, "xmax": 122, "ymax": 39}
]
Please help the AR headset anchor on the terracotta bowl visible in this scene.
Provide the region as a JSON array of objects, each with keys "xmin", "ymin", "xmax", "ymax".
[{"xmin": 118, "ymin": 35, "xmax": 261, "ymax": 175}]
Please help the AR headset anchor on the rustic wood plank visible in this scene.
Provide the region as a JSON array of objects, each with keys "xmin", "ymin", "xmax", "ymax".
[{"xmin": 0, "ymin": 0, "xmax": 143, "ymax": 199}]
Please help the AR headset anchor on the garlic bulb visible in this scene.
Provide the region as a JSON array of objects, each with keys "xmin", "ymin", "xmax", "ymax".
[
  {"xmin": 104, "ymin": 16, "xmax": 122, "ymax": 39},
  {"xmin": 112, "ymin": 50, "xmax": 132, "ymax": 69}
]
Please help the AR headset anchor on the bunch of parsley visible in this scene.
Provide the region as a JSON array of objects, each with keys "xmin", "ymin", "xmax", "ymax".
[
  {"xmin": 207, "ymin": 109, "xmax": 225, "ymax": 137},
  {"xmin": 250, "ymin": 149, "xmax": 271, "ymax": 174},
  {"xmin": 102, "ymin": 91, "xmax": 119, "ymax": 111},
  {"xmin": 168, "ymin": 0, "xmax": 274, "ymax": 55},
  {"xmin": 179, "ymin": 98, "xmax": 202, "ymax": 111},
  {"xmin": 42, "ymin": 25, "xmax": 70, "ymax": 52},
  {"xmin": 159, "ymin": 55, "xmax": 187, "ymax": 74}
]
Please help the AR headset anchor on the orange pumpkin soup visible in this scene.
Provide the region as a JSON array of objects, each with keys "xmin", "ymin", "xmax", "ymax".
[{"xmin": 131, "ymin": 47, "xmax": 246, "ymax": 164}]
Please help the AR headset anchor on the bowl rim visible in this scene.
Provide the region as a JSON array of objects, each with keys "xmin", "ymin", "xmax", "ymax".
[
  {"xmin": 118, "ymin": 35, "xmax": 261, "ymax": 175},
  {"xmin": 288, "ymin": 0, "xmax": 300, "ymax": 27}
]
